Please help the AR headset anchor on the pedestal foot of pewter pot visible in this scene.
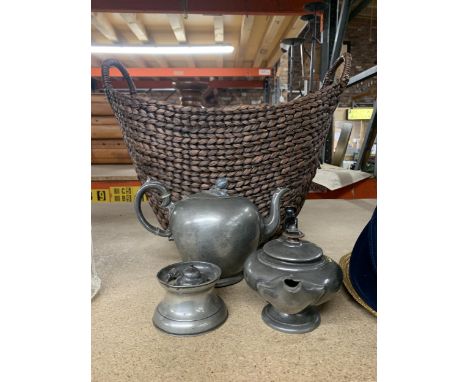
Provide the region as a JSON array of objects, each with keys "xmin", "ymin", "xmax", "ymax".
[
  {"xmin": 153, "ymin": 300, "xmax": 228, "ymax": 336},
  {"xmin": 261, "ymin": 304, "xmax": 321, "ymax": 334},
  {"xmin": 215, "ymin": 271, "xmax": 244, "ymax": 288}
]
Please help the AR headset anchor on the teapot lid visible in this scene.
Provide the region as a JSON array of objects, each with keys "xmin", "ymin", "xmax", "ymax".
[
  {"xmin": 157, "ymin": 261, "xmax": 221, "ymax": 288},
  {"xmin": 191, "ymin": 177, "xmax": 231, "ymax": 199},
  {"xmin": 263, "ymin": 207, "xmax": 323, "ymax": 263}
]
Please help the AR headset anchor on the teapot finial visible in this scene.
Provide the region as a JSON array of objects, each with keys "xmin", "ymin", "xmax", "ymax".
[
  {"xmin": 215, "ymin": 177, "xmax": 228, "ymax": 190},
  {"xmin": 208, "ymin": 177, "xmax": 229, "ymax": 196}
]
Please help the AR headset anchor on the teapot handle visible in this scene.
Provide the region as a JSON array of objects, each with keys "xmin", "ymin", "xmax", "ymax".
[{"xmin": 134, "ymin": 179, "xmax": 173, "ymax": 237}]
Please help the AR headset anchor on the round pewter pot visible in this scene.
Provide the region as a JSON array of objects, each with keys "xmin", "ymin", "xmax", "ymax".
[
  {"xmin": 154, "ymin": 261, "xmax": 228, "ymax": 335},
  {"xmin": 135, "ymin": 178, "xmax": 288, "ymax": 287},
  {"xmin": 244, "ymin": 207, "xmax": 343, "ymax": 334}
]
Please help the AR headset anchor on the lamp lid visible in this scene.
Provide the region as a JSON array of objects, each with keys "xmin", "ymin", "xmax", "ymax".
[
  {"xmin": 263, "ymin": 207, "xmax": 323, "ymax": 263},
  {"xmin": 157, "ymin": 261, "xmax": 221, "ymax": 288}
]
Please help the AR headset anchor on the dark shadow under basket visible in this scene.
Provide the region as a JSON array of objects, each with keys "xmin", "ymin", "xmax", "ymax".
[{"xmin": 101, "ymin": 53, "xmax": 351, "ymax": 232}]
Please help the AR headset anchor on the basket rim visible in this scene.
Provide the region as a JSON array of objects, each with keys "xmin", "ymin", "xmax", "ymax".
[
  {"xmin": 102, "ymin": 53, "xmax": 352, "ymax": 113},
  {"xmin": 106, "ymin": 82, "xmax": 340, "ymax": 112}
]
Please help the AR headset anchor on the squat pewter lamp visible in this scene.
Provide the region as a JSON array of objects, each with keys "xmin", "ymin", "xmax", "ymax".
[
  {"xmin": 244, "ymin": 207, "xmax": 343, "ymax": 333},
  {"xmin": 154, "ymin": 261, "xmax": 228, "ymax": 335}
]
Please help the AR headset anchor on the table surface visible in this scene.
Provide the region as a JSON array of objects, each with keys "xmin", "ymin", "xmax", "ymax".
[
  {"xmin": 92, "ymin": 199, "xmax": 377, "ymax": 382},
  {"xmin": 92, "ymin": 164, "xmax": 138, "ymax": 181}
]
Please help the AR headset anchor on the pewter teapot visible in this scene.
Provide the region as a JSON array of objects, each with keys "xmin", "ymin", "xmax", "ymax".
[{"xmin": 135, "ymin": 178, "xmax": 288, "ymax": 287}]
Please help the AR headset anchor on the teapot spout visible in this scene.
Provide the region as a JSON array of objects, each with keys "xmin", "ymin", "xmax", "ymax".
[{"xmin": 261, "ymin": 188, "xmax": 288, "ymax": 242}]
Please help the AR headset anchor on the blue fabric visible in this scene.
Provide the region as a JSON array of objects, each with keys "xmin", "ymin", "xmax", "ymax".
[{"xmin": 349, "ymin": 208, "xmax": 377, "ymax": 312}]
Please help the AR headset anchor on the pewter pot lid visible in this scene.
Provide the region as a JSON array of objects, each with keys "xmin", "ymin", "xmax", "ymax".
[
  {"xmin": 157, "ymin": 261, "xmax": 221, "ymax": 288},
  {"xmin": 263, "ymin": 207, "xmax": 323, "ymax": 263},
  {"xmin": 189, "ymin": 177, "xmax": 231, "ymax": 199}
]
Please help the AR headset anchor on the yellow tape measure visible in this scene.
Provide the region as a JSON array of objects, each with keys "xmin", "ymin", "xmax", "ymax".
[{"xmin": 91, "ymin": 186, "xmax": 147, "ymax": 203}]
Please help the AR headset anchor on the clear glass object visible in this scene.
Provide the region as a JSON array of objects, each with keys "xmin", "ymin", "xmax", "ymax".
[{"xmin": 91, "ymin": 239, "xmax": 101, "ymax": 300}]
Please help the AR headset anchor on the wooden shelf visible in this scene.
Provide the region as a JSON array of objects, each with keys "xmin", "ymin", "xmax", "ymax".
[{"xmin": 91, "ymin": 165, "xmax": 376, "ymax": 201}]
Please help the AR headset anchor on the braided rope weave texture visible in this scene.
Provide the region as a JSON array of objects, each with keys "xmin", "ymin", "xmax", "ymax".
[{"xmin": 102, "ymin": 53, "xmax": 351, "ymax": 232}]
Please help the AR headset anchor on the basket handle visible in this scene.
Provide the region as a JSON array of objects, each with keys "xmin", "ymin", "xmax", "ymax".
[
  {"xmin": 101, "ymin": 59, "xmax": 137, "ymax": 95},
  {"xmin": 321, "ymin": 52, "xmax": 352, "ymax": 88}
]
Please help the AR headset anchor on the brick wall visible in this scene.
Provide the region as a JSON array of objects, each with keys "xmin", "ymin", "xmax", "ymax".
[
  {"xmin": 275, "ymin": 15, "xmax": 377, "ymax": 106},
  {"xmin": 340, "ymin": 16, "xmax": 377, "ymax": 106}
]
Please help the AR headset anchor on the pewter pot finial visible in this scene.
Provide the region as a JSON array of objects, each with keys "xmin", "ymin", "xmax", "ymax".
[{"xmin": 215, "ymin": 177, "xmax": 228, "ymax": 189}]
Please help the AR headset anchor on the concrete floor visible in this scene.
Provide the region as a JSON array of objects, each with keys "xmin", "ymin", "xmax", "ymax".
[{"xmin": 92, "ymin": 199, "xmax": 377, "ymax": 382}]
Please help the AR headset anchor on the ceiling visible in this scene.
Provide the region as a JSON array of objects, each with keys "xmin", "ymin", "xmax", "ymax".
[
  {"xmin": 91, "ymin": 13, "xmax": 307, "ymax": 69},
  {"xmin": 90, "ymin": 0, "xmax": 376, "ymax": 70}
]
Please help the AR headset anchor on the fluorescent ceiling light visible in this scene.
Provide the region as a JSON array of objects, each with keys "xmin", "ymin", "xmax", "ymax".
[{"xmin": 91, "ymin": 45, "xmax": 234, "ymax": 55}]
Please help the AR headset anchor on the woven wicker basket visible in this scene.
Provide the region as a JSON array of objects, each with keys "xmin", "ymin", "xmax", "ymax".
[{"xmin": 102, "ymin": 53, "xmax": 351, "ymax": 232}]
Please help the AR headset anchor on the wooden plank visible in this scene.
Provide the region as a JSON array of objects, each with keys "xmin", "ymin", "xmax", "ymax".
[
  {"xmin": 213, "ymin": 15, "xmax": 224, "ymax": 68},
  {"xmin": 92, "ymin": 94, "xmax": 108, "ymax": 102},
  {"xmin": 91, "ymin": 125, "xmax": 123, "ymax": 139},
  {"xmin": 92, "ymin": 116, "xmax": 118, "ymax": 125},
  {"xmin": 91, "ymin": 149, "xmax": 132, "ymax": 161},
  {"xmin": 166, "ymin": 14, "xmax": 187, "ymax": 42},
  {"xmin": 253, "ymin": 16, "xmax": 287, "ymax": 67},
  {"xmin": 92, "ymin": 139, "xmax": 127, "ymax": 148},
  {"xmin": 92, "ymin": 155, "xmax": 132, "ymax": 164},
  {"xmin": 91, "ymin": 101, "xmax": 113, "ymax": 116},
  {"xmin": 91, "ymin": 148, "xmax": 132, "ymax": 164},
  {"xmin": 236, "ymin": 15, "xmax": 255, "ymax": 66},
  {"xmin": 92, "ymin": 164, "xmax": 138, "ymax": 181},
  {"xmin": 91, "ymin": 12, "xmax": 118, "ymax": 42},
  {"xmin": 165, "ymin": 14, "xmax": 189, "ymax": 68},
  {"xmin": 214, "ymin": 16, "xmax": 224, "ymax": 42},
  {"xmin": 120, "ymin": 13, "xmax": 148, "ymax": 42}
]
